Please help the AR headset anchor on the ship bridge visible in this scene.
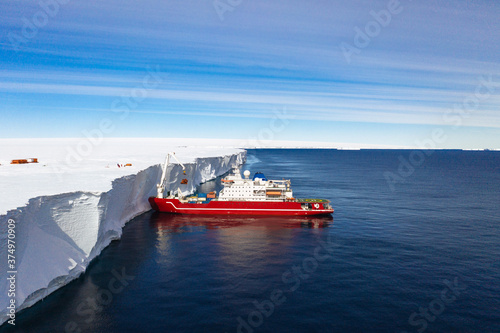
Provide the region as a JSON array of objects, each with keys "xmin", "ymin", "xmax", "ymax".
[{"xmin": 218, "ymin": 167, "xmax": 293, "ymax": 201}]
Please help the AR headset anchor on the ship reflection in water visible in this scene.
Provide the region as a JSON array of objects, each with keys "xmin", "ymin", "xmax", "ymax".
[
  {"xmin": 149, "ymin": 212, "xmax": 334, "ymax": 296},
  {"xmin": 151, "ymin": 212, "xmax": 333, "ymax": 232}
]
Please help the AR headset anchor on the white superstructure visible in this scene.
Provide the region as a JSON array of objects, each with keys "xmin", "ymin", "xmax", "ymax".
[{"xmin": 218, "ymin": 166, "xmax": 294, "ymax": 201}]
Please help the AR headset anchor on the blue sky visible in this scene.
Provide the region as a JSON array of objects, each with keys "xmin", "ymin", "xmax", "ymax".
[{"xmin": 1, "ymin": 0, "xmax": 499, "ymax": 148}]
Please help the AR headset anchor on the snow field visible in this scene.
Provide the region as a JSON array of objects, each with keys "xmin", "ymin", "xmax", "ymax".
[{"xmin": 0, "ymin": 138, "xmax": 245, "ymax": 325}]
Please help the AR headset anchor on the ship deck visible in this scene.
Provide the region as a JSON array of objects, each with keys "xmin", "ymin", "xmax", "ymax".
[{"xmin": 295, "ymin": 198, "xmax": 330, "ymax": 203}]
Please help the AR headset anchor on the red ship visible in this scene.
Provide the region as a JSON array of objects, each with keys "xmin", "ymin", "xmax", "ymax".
[{"xmin": 149, "ymin": 153, "xmax": 334, "ymax": 216}]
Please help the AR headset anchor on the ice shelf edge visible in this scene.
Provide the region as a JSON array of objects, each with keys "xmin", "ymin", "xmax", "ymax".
[{"xmin": 0, "ymin": 150, "xmax": 246, "ymax": 326}]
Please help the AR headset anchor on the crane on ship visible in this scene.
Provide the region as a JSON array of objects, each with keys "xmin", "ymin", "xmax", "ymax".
[{"xmin": 156, "ymin": 152, "xmax": 187, "ymax": 199}]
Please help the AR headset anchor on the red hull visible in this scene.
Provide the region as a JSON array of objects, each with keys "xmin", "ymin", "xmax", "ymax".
[{"xmin": 149, "ymin": 197, "xmax": 334, "ymax": 216}]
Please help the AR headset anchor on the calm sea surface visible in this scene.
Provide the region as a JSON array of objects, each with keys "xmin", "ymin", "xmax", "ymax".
[{"xmin": 2, "ymin": 149, "xmax": 500, "ymax": 333}]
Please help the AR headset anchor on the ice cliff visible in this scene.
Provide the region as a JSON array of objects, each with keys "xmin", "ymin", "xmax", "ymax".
[{"xmin": 0, "ymin": 143, "xmax": 245, "ymax": 326}]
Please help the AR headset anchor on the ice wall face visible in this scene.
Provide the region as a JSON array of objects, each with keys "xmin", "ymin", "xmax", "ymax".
[{"xmin": 0, "ymin": 151, "xmax": 246, "ymax": 325}]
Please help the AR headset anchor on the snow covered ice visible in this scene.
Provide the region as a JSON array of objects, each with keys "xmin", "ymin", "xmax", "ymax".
[{"xmin": 0, "ymin": 138, "xmax": 245, "ymax": 325}]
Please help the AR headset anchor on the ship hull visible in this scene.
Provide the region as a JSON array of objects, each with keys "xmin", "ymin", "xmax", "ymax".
[{"xmin": 149, "ymin": 197, "xmax": 334, "ymax": 216}]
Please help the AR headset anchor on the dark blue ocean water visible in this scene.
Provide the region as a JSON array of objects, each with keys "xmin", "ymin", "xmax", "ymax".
[{"xmin": 2, "ymin": 149, "xmax": 500, "ymax": 333}]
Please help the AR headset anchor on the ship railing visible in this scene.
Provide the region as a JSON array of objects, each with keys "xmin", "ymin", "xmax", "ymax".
[{"xmin": 268, "ymin": 180, "xmax": 289, "ymax": 185}]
